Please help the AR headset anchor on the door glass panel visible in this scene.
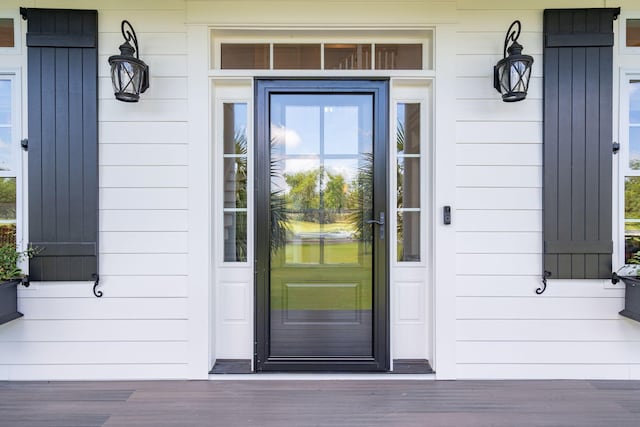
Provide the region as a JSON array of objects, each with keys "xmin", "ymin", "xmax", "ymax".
[{"xmin": 269, "ymin": 93, "xmax": 374, "ymax": 357}]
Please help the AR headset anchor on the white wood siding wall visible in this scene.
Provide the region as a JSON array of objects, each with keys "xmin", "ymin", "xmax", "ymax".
[
  {"xmin": 0, "ymin": 0, "xmax": 190, "ymax": 380},
  {"xmin": 455, "ymin": 0, "xmax": 640, "ymax": 380},
  {"xmin": 3, "ymin": 0, "xmax": 640, "ymax": 381}
]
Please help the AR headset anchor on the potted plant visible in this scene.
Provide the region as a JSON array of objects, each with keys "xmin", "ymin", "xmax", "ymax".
[{"xmin": 0, "ymin": 233, "xmax": 34, "ymax": 326}]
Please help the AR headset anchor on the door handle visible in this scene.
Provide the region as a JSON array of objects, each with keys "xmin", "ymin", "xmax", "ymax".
[{"xmin": 366, "ymin": 212, "xmax": 385, "ymax": 240}]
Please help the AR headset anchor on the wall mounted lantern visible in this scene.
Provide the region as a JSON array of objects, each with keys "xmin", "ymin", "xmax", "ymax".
[
  {"xmin": 108, "ymin": 20, "xmax": 149, "ymax": 102},
  {"xmin": 493, "ymin": 20, "xmax": 534, "ymax": 102}
]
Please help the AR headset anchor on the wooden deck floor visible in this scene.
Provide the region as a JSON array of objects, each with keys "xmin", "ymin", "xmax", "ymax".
[{"xmin": 1, "ymin": 379, "xmax": 640, "ymax": 426}]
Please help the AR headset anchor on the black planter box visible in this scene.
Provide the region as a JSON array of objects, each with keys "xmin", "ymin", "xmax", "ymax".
[
  {"xmin": 0, "ymin": 279, "xmax": 23, "ymax": 325},
  {"xmin": 619, "ymin": 276, "xmax": 640, "ymax": 323}
]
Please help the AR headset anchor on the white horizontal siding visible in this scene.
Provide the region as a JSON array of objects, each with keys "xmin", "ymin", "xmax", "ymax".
[
  {"xmin": 99, "ymin": 122, "xmax": 187, "ymax": 144},
  {"xmin": 101, "ymin": 166, "xmax": 188, "ymax": 188},
  {"xmin": 100, "ymin": 188, "xmax": 188, "ymax": 210},
  {"xmin": 20, "ymin": 298, "xmax": 188, "ymax": 320},
  {"xmin": 457, "ymin": 277, "xmax": 619, "ymax": 298},
  {"xmin": 457, "ymin": 341, "xmax": 640, "ymax": 364},
  {"xmin": 100, "ymin": 232, "xmax": 188, "ymax": 254},
  {"xmin": 456, "ymin": 232, "xmax": 541, "ymax": 254},
  {"xmin": 456, "ymin": 210, "xmax": 542, "ymax": 232},
  {"xmin": 100, "ymin": 145, "xmax": 188, "ymax": 166},
  {"xmin": 21, "ymin": 276, "xmax": 188, "ymax": 298},
  {"xmin": 100, "ymin": 100, "xmax": 189, "ymax": 122},
  {"xmin": 0, "ymin": 1, "xmax": 193, "ymax": 381},
  {"xmin": 0, "ymin": 319, "xmax": 188, "ymax": 341},
  {"xmin": 456, "ymin": 188, "xmax": 541, "ymax": 210},
  {"xmin": 456, "ymin": 364, "xmax": 633, "ymax": 380},
  {"xmin": 456, "ymin": 144, "xmax": 542, "ymax": 166},
  {"xmin": 456, "ymin": 76, "xmax": 543, "ymax": 100},
  {"xmin": 457, "ymin": 166, "xmax": 541, "ymax": 188},
  {"xmin": 101, "ymin": 254, "xmax": 188, "ymax": 276},
  {"xmin": 4, "ymin": 364, "xmax": 189, "ymax": 381},
  {"xmin": 100, "ymin": 210, "xmax": 188, "ymax": 232},
  {"xmin": 457, "ymin": 297, "xmax": 624, "ymax": 320},
  {"xmin": 99, "ymin": 54, "xmax": 188, "ymax": 78},
  {"xmin": 457, "ymin": 319, "xmax": 640, "ymax": 342},
  {"xmin": 0, "ymin": 342, "xmax": 187, "ymax": 364},
  {"xmin": 452, "ymin": 2, "xmax": 640, "ymax": 380},
  {"xmin": 99, "ymin": 77, "xmax": 188, "ymax": 100},
  {"xmin": 456, "ymin": 31, "xmax": 542, "ymax": 55}
]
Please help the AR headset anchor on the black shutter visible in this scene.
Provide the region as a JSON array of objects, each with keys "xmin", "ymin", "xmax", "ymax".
[
  {"xmin": 23, "ymin": 8, "xmax": 98, "ymax": 281},
  {"xmin": 543, "ymin": 8, "xmax": 619, "ymax": 279}
]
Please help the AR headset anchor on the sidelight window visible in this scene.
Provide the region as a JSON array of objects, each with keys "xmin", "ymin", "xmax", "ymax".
[
  {"xmin": 223, "ymin": 103, "xmax": 249, "ymax": 262},
  {"xmin": 623, "ymin": 79, "xmax": 640, "ymax": 264}
]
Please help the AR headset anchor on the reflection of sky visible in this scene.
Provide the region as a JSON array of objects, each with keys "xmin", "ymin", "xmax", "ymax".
[
  {"xmin": 0, "ymin": 78, "xmax": 12, "ymax": 171},
  {"xmin": 0, "ymin": 127, "xmax": 12, "ymax": 171},
  {"xmin": 233, "ymin": 103, "xmax": 247, "ymax": 137},
  {"xmin": 0, "ymin": 79, "xmax": 10, "ymax": 125},
  {"xmin": 324, "ymin": 106, "xmax": 358, "ymax": 154},
  {"xmin": 283, "ymin": 106, "xmax": 319, "ymax": 154},
  {"xmin": 270, "ymin": 94, "xmax": 372, "ymax": 195},
  {"xmin": 631, "ymin": 82, "xmax": 640, "ymax": 124},
  {"xmin": 631, "ymin": 127, "xmax": 640, "ymax": 168}
]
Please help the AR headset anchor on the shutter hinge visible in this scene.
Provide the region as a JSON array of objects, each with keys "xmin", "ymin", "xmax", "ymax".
[
  {"xmin": 536, "ymin": 271, "xmax": 551, "ymax": 295},
  {"xmin": 21, "ymin": 275, "xmax": 29, "ymax": 288},
  {"xmin": 20, "ymin": 8, "xmax": 28, "ymax": 20},
  {"xmin": 92, "ymin": 273, "xmax": 102, "ymax": 298},
  {"xmin": 612, "ymin": 272, "xmax": 620, "ymax": 284},
  {"xmin": 613, "ymin": 142, "xmax": 620, "ymax": 154},
  {"xmin": 20, "ymin": 138, "xmax": 28, "ymax": 151}
]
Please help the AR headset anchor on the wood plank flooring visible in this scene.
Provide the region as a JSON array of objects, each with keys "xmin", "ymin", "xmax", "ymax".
[{"xmin": 0, "ymin": 379, "xmax": 639, "ymax": 426}]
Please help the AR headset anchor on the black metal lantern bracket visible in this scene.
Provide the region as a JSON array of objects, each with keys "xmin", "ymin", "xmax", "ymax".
[
  {"xmin": 493, "ymin": 20, "xmax": 534, "ymax": 102},
  {"xmin": 108, "ymin": 20, "xmax": 150, "ymax": 102}
]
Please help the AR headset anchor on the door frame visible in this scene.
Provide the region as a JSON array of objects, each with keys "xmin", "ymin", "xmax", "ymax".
[{"xmin": 254, "ymin": 78, "xmax": 390, "ymax": 372}]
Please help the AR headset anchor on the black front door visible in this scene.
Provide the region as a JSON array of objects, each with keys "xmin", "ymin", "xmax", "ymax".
[{"xmin": 255, "ymin": 80, "xmax": 389, "ymax": 371}]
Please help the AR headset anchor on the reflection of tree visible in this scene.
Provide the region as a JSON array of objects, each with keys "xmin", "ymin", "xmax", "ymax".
[
  {"xmin": 325, "ymin": 172, "xmax": 347, "ymax": 212},
  {"xmin": 284, "ymin": 169, "xmax": 320, "ymax": 222},
  {"xmin": 0, "ymin": 178, "xmax": 16, "ymax": 221},
  {"xmin": 626, "ymin": 174, "xmax": 640, "ymax": 263}
]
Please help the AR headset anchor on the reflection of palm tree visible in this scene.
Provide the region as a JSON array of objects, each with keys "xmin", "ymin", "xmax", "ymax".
[
  {"xmin": 270, "ymin": 140, "xmax": 289, "ymax": 254},
  {"xmin": 347, "ymin": 152, "xmax": 373, "ymax": 244},
  {"xmin": 396, "ymin": 122, "xmax": 405, "ymax": 242},
  {"xmin": 230, "ymin": 132, "xmax": 248, "ymax": 261}
]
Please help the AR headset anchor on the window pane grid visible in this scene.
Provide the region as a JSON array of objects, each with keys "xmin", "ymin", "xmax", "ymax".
[
  {"xmin": 396, "ymin": 102, "xmax": 421, "ymax": 262},
  {"xmin": 219, "ymin": 42, "xmax": 423, "ymax": 70},
  {"xmin": 222, "ymin": 102, "xmax": 249, "ymax": 262}
]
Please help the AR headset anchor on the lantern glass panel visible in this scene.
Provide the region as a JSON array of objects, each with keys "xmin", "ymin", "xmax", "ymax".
[{"xmin": 111, "ymin": 61, "xmax": 144, "ymax": 101}]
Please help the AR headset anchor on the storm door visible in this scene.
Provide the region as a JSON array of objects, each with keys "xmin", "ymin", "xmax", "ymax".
[{"xmin": 255, "ymin": 80, "xmax": 389, "ymax": 371}]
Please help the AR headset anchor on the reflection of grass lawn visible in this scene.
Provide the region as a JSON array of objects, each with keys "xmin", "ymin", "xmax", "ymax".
[
  {"xmin": 271, "ymin": 241, "xmax": 373, "ymax": 310},
  {"xmin": 284, "ymin": 242, "xmax": 361, "ymax": 264},
  {"xmin": 289, "ymin": 220, "xmax": 355, "ymax": 234}
]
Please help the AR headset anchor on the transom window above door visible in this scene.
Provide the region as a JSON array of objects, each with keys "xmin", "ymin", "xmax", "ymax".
[{"xmin": 210, "ymin": 29, "xmax": 433, "ymax": 72}]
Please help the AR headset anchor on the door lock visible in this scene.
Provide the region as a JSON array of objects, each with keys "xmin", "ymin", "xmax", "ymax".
[{"xmin": 366, "ymin": 212, "xmax": 385, "ymax": 240}]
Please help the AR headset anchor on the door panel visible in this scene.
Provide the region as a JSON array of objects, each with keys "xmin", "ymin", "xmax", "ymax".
[{"xmin": 255, "ymin": 80, "xmax": 388, "ymax": 371}]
